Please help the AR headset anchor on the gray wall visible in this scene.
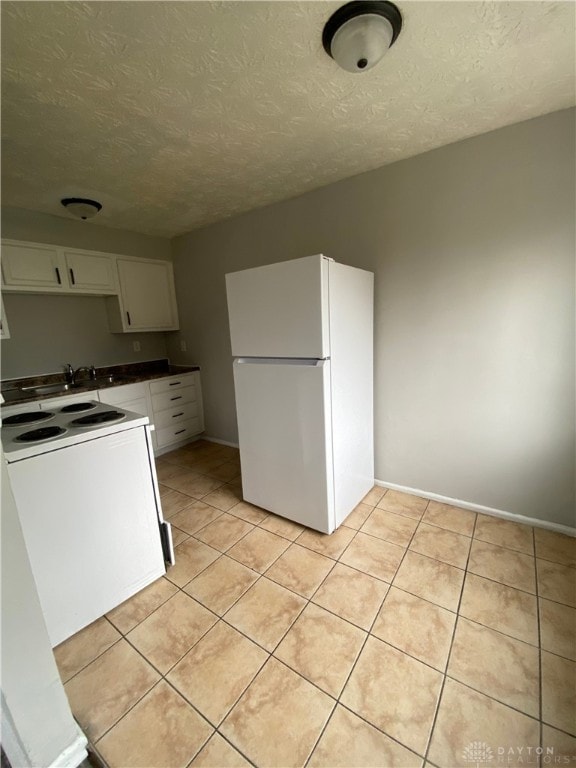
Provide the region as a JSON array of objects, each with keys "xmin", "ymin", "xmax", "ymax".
[
  {"xmin": 1, "ymin": 207, "xmax": 171, "ymax": 378},
  {"xmin": 168, "ymin": 108, "xmax": 575, "ymax": 527}
]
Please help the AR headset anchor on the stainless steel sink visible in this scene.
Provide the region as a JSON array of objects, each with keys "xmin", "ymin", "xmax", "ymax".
[
  {"xmin": 20, "ymin": 374, "xmax": 134, "ymax": 396},
  {"xmin": 20, "ymin": 383, "xmax": 83, "ymax": 395}
]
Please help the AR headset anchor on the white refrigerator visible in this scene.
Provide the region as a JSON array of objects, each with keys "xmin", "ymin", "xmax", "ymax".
[{"xmin": 226, "ymin": 254, "xmax": 374, "ymax": 534}]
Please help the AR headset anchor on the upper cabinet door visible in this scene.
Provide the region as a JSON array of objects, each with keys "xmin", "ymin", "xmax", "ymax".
[
  {"xmin": 116, "ymin": 258, "xmax": 179, "ymax": 331},
  {"xmin": 1, "ymin": 242, "xmax": 64, "ymax": 290},
  {"xmin": 62, "ymin": 250, "xmax": 117, "ymax": 293},
  {"xmin": 225, "ymin": 254, "xmax": 330, "ymax": 359}
]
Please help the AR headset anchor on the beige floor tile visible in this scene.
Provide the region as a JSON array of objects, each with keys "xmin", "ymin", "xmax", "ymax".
[
  {"xmin": 106, "ymin": 577, "xmax": 179, "ymax": 635},
  {"xmin": 190, "ymin": 734, "xmax": 251, "ymax": 767},
  {"xmin": 165, "ymin": 538, "xmax": 221, "ymax": 587},
  {"xmin": 296, "ymin": 525, "xmax": 356, "ymax": 559},
  {"xmin": 204, "ymin": 462, "xmax": 242, "ymax": 483},
  {"xmin": 202, "ymin": 485, "xmax": 242, "ymax": 512},
  {"xmin": 542, "ymin": 651, "xmax": 576, "ymax": 735},
  {"xmin": 221, "ymin": 657, "xmax": 334, "ymax": 768},
  {"xmin": 393, "ymin": 550, "xmax": 464, "ymax": 611},
  {"xmin": 228, "ymin": 501, "xmax": 270, "ymax": 524},
  {"xmin": 308, "ymin": 704, "xmax": 423, "ymax": 768},
  {"xmin": 64, "ymin": 639, "xmax": 160, "ymax": 742},
  {"xmin": 362, "ymin": 486, "xmax": 386, "ymax": 506},
  {"xmin": 537, "ymin": 559, "xmax": 576, "ymax": 607},
  {"xmin": 459, "ymin": 573, "xmax": 538, "ymax": 645},
  {"xmin": 162, "ymin": 471, "xmax": 224, "ymax": 499},
  {"xmin": 542, "ymin": 725, "xmax": 576, "ymax": 763},
  {"xmin": 474, "ymin": 514, "xmax": 534, "ymax": 555},
  {"xmin": 265, "ymin": 543, "xmax": 334, "ymax": 598},
  {"xmin": 540, "ymin": 598, "xmax": 576, "ymax": 661},
  {"xmin": 535, "ymin": 528, "xmax": 576, "ymax": 567},
  {"xmin": 155, "ymin": 462, "xmax": 191, "ymax": 483},
  {"xmin": 275, "ymin": 603, "xmax": 366, "ymax": 697},
  {"xmin": 54, "ymin": 617, "xmax": 121, "ymax": 683},
  {"xmin": 160, "ymin": 488, "xmax": 197, "ymax": 518},
  {"xmin": 127, "ymin": 592, "xmax": 217, "ymax": 674},
  {"xmin": 342, "ymin": 502, "xmax": 374, "ymax": 530},
  {"xmin": 96, "ymin": 681, "xmax": 212, "ymax": 767},
  {"xmin": 428, "ymin": 678, "xmax": 540, "ymax": 768},
  {"xmin": 447, "ymin": 617, "xmax": 539, "ymax": 717},
  {"xmin": 227, "ymin": 527, "xmax": 290, "ymax": 572},
  {"xmin": 372, "ymin": 586, "xmax": 456, "ymax": 671},
  {"xmin": 260, "ymin": 513, "xmax": 305, "ymax": 541},
  {"xmin": 422, "ymin": 501, "xmax": 476, "ymax": 537},
  {"xmin": 168, "ymin": 621, "xmax": 268, "ymax": 725},
  {"xmin": 184, "ymin": 556, "xmax": 259, "ymax": 615},
  {"xmin": 341, "ymin": 635, "xmax": 442, "ymax": 755},
  {"xmin": 171, "ymin": 526, "xmax": 190, "ymax": 547},
  {"xmin": 225, "ymin": 577, "xmax": 306, "ymax": 651},
  {"xmin": 468, "ymin": 539, "xmax": 536, "ymax": 593},
  {"xmin": 340, "ymin": 531, "xmax": 404, "ymax": 582},
  {"xmin": 194, "ymin": 513, "xmax": 254, "ymax": 552},
  {"xmin": 360, "ymin": 507, "xmax": 418, "ymax": 547},
  {"xmin": 409, "ymin": 522, "xmax": 471, "ymax": 568},
  {"xmin": 312, "ymin": 562, "xmax": 389, "ymax": 630},
  {"xmin": 169, "ymin": 501, "xmax": 223, "ymax": 536},
  {"xmin": 376, "ymin": 489, "xmax": 428, "ymax": 520}
]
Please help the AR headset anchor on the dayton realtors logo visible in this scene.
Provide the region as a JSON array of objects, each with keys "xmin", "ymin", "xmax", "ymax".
[{"xmin": 463, "ymin": 741, "xmax": 494, "ymax": 767}]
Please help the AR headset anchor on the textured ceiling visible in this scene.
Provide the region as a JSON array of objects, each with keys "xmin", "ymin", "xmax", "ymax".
[{"xmin": 1, "ymin": 1, "xmax": 574, "ymax": 238}]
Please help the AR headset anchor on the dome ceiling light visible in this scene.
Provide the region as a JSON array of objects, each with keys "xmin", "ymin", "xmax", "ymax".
[
  {"xmin": 61, "ymin": 198, "xmax": 102, "ymax": 220},
  {"xmin": 322, "ymin": 0, "xmax": 403, "ymax": 73}
]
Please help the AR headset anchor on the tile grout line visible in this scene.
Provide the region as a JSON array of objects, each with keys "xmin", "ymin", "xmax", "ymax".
[
  {"xmin": 422, "ymin": 503, "xmax": 478, "ymax": 766},
  {"xmin": 534, "ymin": 525, "xmax": 544, "ymax": 760},
  {"xmin": 303, "ymin": 497, "xmax": 432, "ymax": 766}
]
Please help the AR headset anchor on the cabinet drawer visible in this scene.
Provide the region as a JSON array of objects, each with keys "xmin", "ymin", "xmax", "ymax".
[
  {"xmin": 99, "ymin": 383, "xmax": 148, "ymax": 406},
  {"xmin": 149, "ymin": 375, "xmax": 195, "ymax": 396},
  {"xmin": 156, "ymin": 417, "xmax": 202, "ymax": 448},
  {"xmin": 153, "ymin": 401, "xmax": 199, "ymax": 429},
  {"xmin": 152, "ymin": 385, "xmax": 196, "ymax": 413}
]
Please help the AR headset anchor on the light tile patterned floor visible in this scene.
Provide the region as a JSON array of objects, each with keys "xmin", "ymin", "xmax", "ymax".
[{"xmin": 54, "ymin": 440, "xmax": 576, "ymax": 768}]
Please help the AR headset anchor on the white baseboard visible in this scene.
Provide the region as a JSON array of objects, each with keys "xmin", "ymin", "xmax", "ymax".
[
  {"xmin": 375, "ymin": 479, "xmax": 576, "ymax": 537},
  {"xmin": 204, "ymin": 436, "xmax": 240, "ymax": 448},
  {"xmin": 48, "ymin": 732, "xmax": 88, "ymax": 768}
]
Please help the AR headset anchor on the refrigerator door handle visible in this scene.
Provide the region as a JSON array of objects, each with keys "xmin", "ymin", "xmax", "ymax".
[{"xmin": 235, "ymin": 358, "xmax": 328, "ymax": 367}]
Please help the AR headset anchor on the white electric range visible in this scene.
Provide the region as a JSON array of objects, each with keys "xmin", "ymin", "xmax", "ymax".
[{"xmin": 1, "ymin": 399, "xmax": 174, "ymax": 647}]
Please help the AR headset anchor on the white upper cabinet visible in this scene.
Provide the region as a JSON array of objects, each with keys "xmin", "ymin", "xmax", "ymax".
[
  {"xmin": 2, "ymin": 241, "xmax": 64, "ymax": 290},
  {"xmin": 106, "ymin": 257, "xmax": 179, "ymax": 332},
  {"xmin": 1, "ymin": 240, "xmax": 117, "ymax": 295},
  {"xmin": 61, "ymin": 249, "xmax": 117, "ymax": 293}
]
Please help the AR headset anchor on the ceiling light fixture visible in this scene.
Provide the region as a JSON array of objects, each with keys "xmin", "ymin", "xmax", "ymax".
[
  {"xmin": 61, "ymin": 197, "xmax": 102, "ymax": 220},
  {"xmin": 322, "ymin": 0, "xmax": 402, "ymax": 73}
]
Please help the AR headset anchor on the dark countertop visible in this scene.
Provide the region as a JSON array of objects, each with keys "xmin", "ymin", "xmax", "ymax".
[{"xmin": 1, "ymin": 359, "xmax": 200, "ymax": 406}]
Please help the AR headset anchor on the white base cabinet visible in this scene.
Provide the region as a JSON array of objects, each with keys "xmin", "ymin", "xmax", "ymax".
[{"xmin": 150, "ymin": 372, "xmax": 204, "ymax": 453}]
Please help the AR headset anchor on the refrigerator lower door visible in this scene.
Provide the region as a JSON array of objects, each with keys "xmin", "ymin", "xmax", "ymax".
[{"xmin": 233, "ymin": 358, "xmax": 335, "ymax": 533}]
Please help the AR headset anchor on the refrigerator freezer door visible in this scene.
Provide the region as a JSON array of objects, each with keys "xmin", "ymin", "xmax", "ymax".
[
  {"xmin": 226, "ymin": 254, "xmax": 330, "ymax": 359},
  {"xmin": 233, "ymin": 358, "xmax": 335, "ymax": 533}
]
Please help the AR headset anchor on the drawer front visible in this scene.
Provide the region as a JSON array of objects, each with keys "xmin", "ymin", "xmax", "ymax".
[
  {"xmin": 152, "ymin": 385, "xmax": 196, "ymax": 413},
  {"xmin": 99, "ymin": 382, "xmax": 148, "ymax": 405},
  {"xmin": 156, "ymin": 416, "xmax": 202, "ymax": 448},
  {"xmin": 149, "ymin": 374, "xmax": 195, "ymax": 396},
  {"xmin": 153, "ymin": 401, "xmax": 199, "ymax": 429}
]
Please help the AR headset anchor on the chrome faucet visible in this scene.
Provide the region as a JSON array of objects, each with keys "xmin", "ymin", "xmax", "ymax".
[
  {"xmin": 73, "ymin": 365, "xmax": 97, "ymax": 383},
  {"xmin": 63, "ymin": 363, "xmax": 96, "ymax": 385}
]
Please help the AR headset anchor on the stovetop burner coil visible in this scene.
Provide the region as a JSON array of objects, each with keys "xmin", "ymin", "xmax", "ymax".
[
  {"xmin": 15, "ymin": 426, "xmax": 67, "ymax": 443},
  {"xmin": 3, "ymin": 411, "xmax": 55, "ymax": 427},
  {"xmin": 70, "ymin": 410, "xmax": 126, "ymax": 427},
  {"xmin": 60, "ymin": 402, "xmax": 98, "ymax": 414}
]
